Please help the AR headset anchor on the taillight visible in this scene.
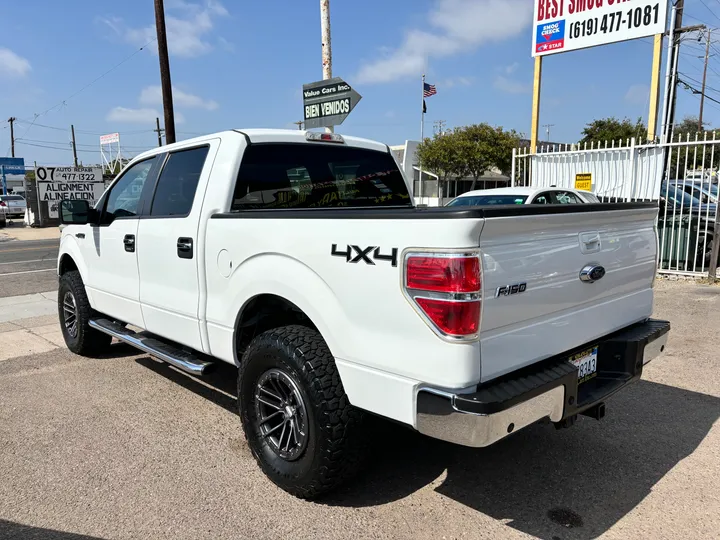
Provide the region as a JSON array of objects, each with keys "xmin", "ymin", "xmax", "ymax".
[
  {"xmin": 0, "ymin": 202, "xmax": 6, "ymax": 207},
  {"xmin": 404, "ymin": 252, "xmax": 482, "ymax": 340}
]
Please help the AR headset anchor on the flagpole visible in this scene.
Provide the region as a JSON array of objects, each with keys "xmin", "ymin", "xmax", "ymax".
[{"xmin": 419, "ymin": 73, "xmax": 425, "ymax": 201}]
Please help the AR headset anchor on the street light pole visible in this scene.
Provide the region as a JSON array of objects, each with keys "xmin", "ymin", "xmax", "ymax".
[{"xmin": 154, "ymin": 0, "xmax": 176, "ymax": 144}]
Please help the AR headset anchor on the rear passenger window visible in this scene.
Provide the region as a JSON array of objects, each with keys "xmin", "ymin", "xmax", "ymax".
[
  {"xmin": 150, "ymin": 146, "xmax": 209, "ymax": 216},
  {"xmin": 231, "ymin": 143, "xmax": 411, "ymax": 210}
]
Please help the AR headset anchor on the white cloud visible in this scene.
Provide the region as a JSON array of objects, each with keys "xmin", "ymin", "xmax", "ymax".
[
  {"xmin": 505, "ymin": 62, "xmax": 519, "ymax": 75},
  {"xmin": 356, "ymin": 0, "xmax": 532, "ymax": 84},
  {"xmin": 107, "ymin": 107, "xmax": 185, "ymax": 124},
  {"xmin": 139, "ymin": 85, "xmax": 218, "ymax": 110},
  {"xmin": 217, "ymin": 37, "xmax": 235, "ymax": 53},
  {"xmin": 440, "ymin": 76, "xmax": 473, "ymax": 89},
  {"xmin": 0, "ymin": 48, "xmax": 31, "ymax": 78},
  {"xmin": 99, "ymin": 0, "xmax": 228, "ymax": 58},
  {"xmin": 625, "ymin": 84, "xmax": 650, "ymax": 105},
  {"xmin": 493, "ymin": 75, "xmax": 530, "ymax": 94}
]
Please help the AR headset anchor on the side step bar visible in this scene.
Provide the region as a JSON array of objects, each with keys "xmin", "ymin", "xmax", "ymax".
[{"xmin": 89, "ymin": 318, "xmax": 214, "ymax": 375}]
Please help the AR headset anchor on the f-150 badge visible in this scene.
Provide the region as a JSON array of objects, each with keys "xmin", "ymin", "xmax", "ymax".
[
  {"xmin": 331, "ymin": 244, "xmax": 398, "ymax": 267},
  {"xmin": 496, "ymin": 283, "xmax": 527, "ymax": 297}
]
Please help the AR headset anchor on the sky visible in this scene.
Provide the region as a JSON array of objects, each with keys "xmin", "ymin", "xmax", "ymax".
[{"xmin": 2, "ymin": 0, "xmax": 720, "ymax": 167}]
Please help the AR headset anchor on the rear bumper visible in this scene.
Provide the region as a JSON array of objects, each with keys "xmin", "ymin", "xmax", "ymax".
[{"xmin": 416, "ymin": 318, "xmax": 670, "ymax": 448}]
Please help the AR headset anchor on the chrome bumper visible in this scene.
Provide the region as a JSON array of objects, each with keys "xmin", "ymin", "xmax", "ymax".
[
  {"xmin": 417, "ymin": 386, "xmax": 565, "ymax": 448},
  {"xmin": 416, "ymin": 318, "xmax": 670, "ymax": 448}
]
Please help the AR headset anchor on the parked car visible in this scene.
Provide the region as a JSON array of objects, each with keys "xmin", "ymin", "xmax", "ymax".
[
  {"xmin": 56, "ymin": 129, "xmax": 669, "ymax": 498},
  {"xmin": 658, "ymin": 182, "xmax": 718, "ymax": 269},
  {"xmin": 670, "ymin": 179, "xmax": 719, "ymax": 204},
  {"xmin": 445, "ymin": 186, "xmax": 600, "ymax": 206},
  {"xmin": 0, "ymin": 194, "xmax": 27, "ymax": 220}
]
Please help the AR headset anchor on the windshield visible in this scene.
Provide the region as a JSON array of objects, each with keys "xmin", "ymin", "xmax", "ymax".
[
  {"xmin": 663, "ymin": 185, "xmax": 702, "ymax": 207},
  {"xmin": 446, "ymin": 195, "xmax": 528, "ymax": 207}
]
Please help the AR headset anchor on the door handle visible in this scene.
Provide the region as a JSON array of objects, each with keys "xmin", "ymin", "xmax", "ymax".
[
  {"xmin": 123, "ymin": 234, "xmax": 136, "ymax": 253},
  {"xmin": 177, "ymin": 237, "xmax": 193, "ymax": 259}
]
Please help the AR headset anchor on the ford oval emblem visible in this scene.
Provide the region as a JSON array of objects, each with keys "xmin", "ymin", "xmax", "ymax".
[{"xmin": 580, "ymin": 264, "xmax": 606, "ymax": 283}]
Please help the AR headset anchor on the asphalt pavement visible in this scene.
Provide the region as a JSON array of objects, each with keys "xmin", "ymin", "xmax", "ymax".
[
  {"xmin": 0, "ymin": 238, "xmax": 59, "ymax": 297},
  {"xmin": 0, "ymin": 280, "xmax": 718, "ymax": 539}
]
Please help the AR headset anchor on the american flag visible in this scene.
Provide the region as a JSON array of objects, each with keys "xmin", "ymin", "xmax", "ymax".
[{"xmin": 423, "ymin": 83, "xmax": 437, "ymax": 97}]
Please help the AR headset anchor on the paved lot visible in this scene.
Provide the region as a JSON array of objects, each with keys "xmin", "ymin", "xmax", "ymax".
[
  {"xmin": 0, "ymin": 280, "xmax": 718, "ymax": 540},
  {"xmin": 0, "ymin": 238, "xmax": 59, "ymax": 298}
]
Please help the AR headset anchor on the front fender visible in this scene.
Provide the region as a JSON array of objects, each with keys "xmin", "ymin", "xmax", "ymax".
[{"xmin": 58, "ymin": 233, "xmax": 93, "ymax": 306}]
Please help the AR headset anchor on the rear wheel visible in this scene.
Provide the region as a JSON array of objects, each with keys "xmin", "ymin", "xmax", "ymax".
[
  {"xmin": 238, "ymin": 325, "xmax": 365, "ymax": 498},
  {"xmin": 58, "ymin": 271, "xmax": 112, "ymax": 356},
  {"xmin": 0, "ymin": 218, "xmax": 5, "ymax": 228}
]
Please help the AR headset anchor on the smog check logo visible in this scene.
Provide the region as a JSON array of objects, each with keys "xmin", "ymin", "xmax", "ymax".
[{"xmin": 536, "ymin": 20, "xmax": 565, "ymax": 53}]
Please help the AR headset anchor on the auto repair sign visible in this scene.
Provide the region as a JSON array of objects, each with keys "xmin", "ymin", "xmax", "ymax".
[{"xmin": 532, "ymin": 0, "xmax": 668, "ymax": 57}]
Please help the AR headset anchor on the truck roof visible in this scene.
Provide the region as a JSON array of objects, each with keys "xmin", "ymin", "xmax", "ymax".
[{"xmin": 132, "ymin": 129, "xmax": 389, "ymax": 163}]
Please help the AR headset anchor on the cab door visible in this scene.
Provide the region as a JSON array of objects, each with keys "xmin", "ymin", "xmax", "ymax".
[
  {"xmin": 80, "ymin": 157, "xmax": 160, "ymax": 327},
  {"xmin": 137, "ymin": 143, "xmax": 215, "ymax": 352}
]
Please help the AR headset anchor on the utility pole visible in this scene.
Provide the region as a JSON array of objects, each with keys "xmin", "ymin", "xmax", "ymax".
[
  {"xmin": 293, "ymin": 121, "xmax": 304, "ymax": 130},
  {"xmin": 543, "ymin": 123, "xmax": 555, "ymax": 142},
  {"xmin": 7, "ymin": 117, "xmax": 16, "ymax": 157},
  {"xmin": 433, "ymin": 120, "xmax": 446, "ymax": 136},
  {"xmin": 320, "ymin": 0, "xmax": 333, "ymax": 134},
  {"xmin": 699, "ymin": 28, "xmax": 712, "ymax": 131},
  {"xmin": 154, "ymin": 117, "xmax": 165, "ymax": 147},
  {"xmin": 70, "ymin": 124, "xmax": 78, "ymax": 167},
  {"xmin": 154, "ymin": 0, "xmax": 176, "ymax": 144}
]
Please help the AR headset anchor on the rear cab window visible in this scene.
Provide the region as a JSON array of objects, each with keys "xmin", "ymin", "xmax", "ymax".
[{"xmin": 231, "ymin": 143, "xmax": 412, "ymax": 210}]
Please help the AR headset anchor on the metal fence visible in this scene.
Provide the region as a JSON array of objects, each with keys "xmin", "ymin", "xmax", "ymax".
[{"xmin": 512, "ymin": 133, "xmax": 720, "ymax": 278}]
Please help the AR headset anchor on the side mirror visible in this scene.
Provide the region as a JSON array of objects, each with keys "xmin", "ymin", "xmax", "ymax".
[{"xmin": 60, "ymin": 200, "xmax": 97, "ymax": 225}]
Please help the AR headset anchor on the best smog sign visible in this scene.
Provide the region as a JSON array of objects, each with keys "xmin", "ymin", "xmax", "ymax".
[
  {"xmin": 35, "ymin": 166, "xmax": 105, "ymax": 218},
  {"xmin": 532, "ymin": 0, "xmax": 668, "ymax": 57},
  {"xmin": 303, "ymin": 77, "xmax": 362, "ymax": 129}
]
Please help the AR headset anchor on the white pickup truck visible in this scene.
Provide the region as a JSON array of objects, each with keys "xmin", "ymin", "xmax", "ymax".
[{"xmin": 57, "ymin": 129, "xmax": 670, "ymax": 498}]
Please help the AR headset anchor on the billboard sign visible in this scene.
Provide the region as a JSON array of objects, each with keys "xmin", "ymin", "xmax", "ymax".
[
  {"xmin": 100, "ymin": 132, "xmax": 120, "ymax": 145},
  {"xmin": 532, "ymin": 0, "xmax": 668, "ymax": 57},
  {"xmin": 0, "ymin": 157, "xmax": 26, "ymax": 175},
  {"xmin": 35, "ymin": 166, "xmax": 105, "ymax": 218}
]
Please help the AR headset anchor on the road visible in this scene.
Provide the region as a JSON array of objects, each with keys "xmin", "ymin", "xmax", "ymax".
[
  {"xmin": 0, "ymin": 238, "xmax": 59, "ymax": 297},
  {"xmin": 0, "ymin": 280, "xmax": 718, "ymax": 539}
]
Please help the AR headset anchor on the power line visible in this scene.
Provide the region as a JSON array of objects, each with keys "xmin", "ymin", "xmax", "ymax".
[
  {"xmin": 14, "ymin": 137, "xmax": 151, "ymax": 150},
  {"xmin": 17, "ymin": 37, "xmax": 156, "ymax": 140},
  {"xmin": 678, "ymin": 76, "xmax": 720, "ymax": 106},
  {"xmin": 15, "ymin": 141, "xmax": 102, "ymax": 154},
  {"xmin": 699, "ymin": 0, "xmax": 720, "ymax": 24}
]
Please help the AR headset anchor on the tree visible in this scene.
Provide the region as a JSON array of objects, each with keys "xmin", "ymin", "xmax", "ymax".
[
  {"xmin": 416, "ymin": 124, "xmax": 521, "ymax": 192},
  {"xmin": 580, "ymin": 117, "xmax": 646, "ymax": 145},
  {"xmin": 455, "ymin": 124, "xmax": 520, "ymax": 189},
  {"xmin": 416, "ymin": 130, "xmax": 465, "ymax": 183},
  {"xmin": 669, "ymin": 116, "xmax": 717, "ymax": 175}
]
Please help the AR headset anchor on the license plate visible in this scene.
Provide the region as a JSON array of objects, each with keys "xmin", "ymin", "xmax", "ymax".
[{"xmin": 569, "ymin": 347, "xmax": 598, "ymax": 384}]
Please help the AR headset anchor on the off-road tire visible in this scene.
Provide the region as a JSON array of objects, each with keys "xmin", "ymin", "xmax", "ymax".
[
  {"xmin": 58, "ymin": 271, "xmax": 112, "ymax": 356},
  {"xmin": 238, "ymin": 325, "xmax": 365, "ymax": 498},
  {"xmin": 0, "ymin": 219, "xmax": 5, "ymax": 228}
]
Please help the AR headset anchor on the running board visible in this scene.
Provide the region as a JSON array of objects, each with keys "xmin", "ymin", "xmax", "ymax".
[{"xmin": 89, "ymin": 318, "xmax": 214, "ymax": 375}]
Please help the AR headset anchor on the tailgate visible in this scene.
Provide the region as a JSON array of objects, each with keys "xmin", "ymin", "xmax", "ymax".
[{"xmin": 478, "ymin": 204, "xmax": 658, "ymax": 382}]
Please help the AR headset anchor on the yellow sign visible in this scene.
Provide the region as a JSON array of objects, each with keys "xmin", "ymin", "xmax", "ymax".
[{"xmin": 575, "ymin": 173, "xmax": 592, "ymax": 192}]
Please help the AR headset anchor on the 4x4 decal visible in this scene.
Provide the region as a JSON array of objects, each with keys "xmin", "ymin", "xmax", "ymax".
[{"xmin": 331, "ymin": 244, "xmax": 398, "ymax": 267}]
